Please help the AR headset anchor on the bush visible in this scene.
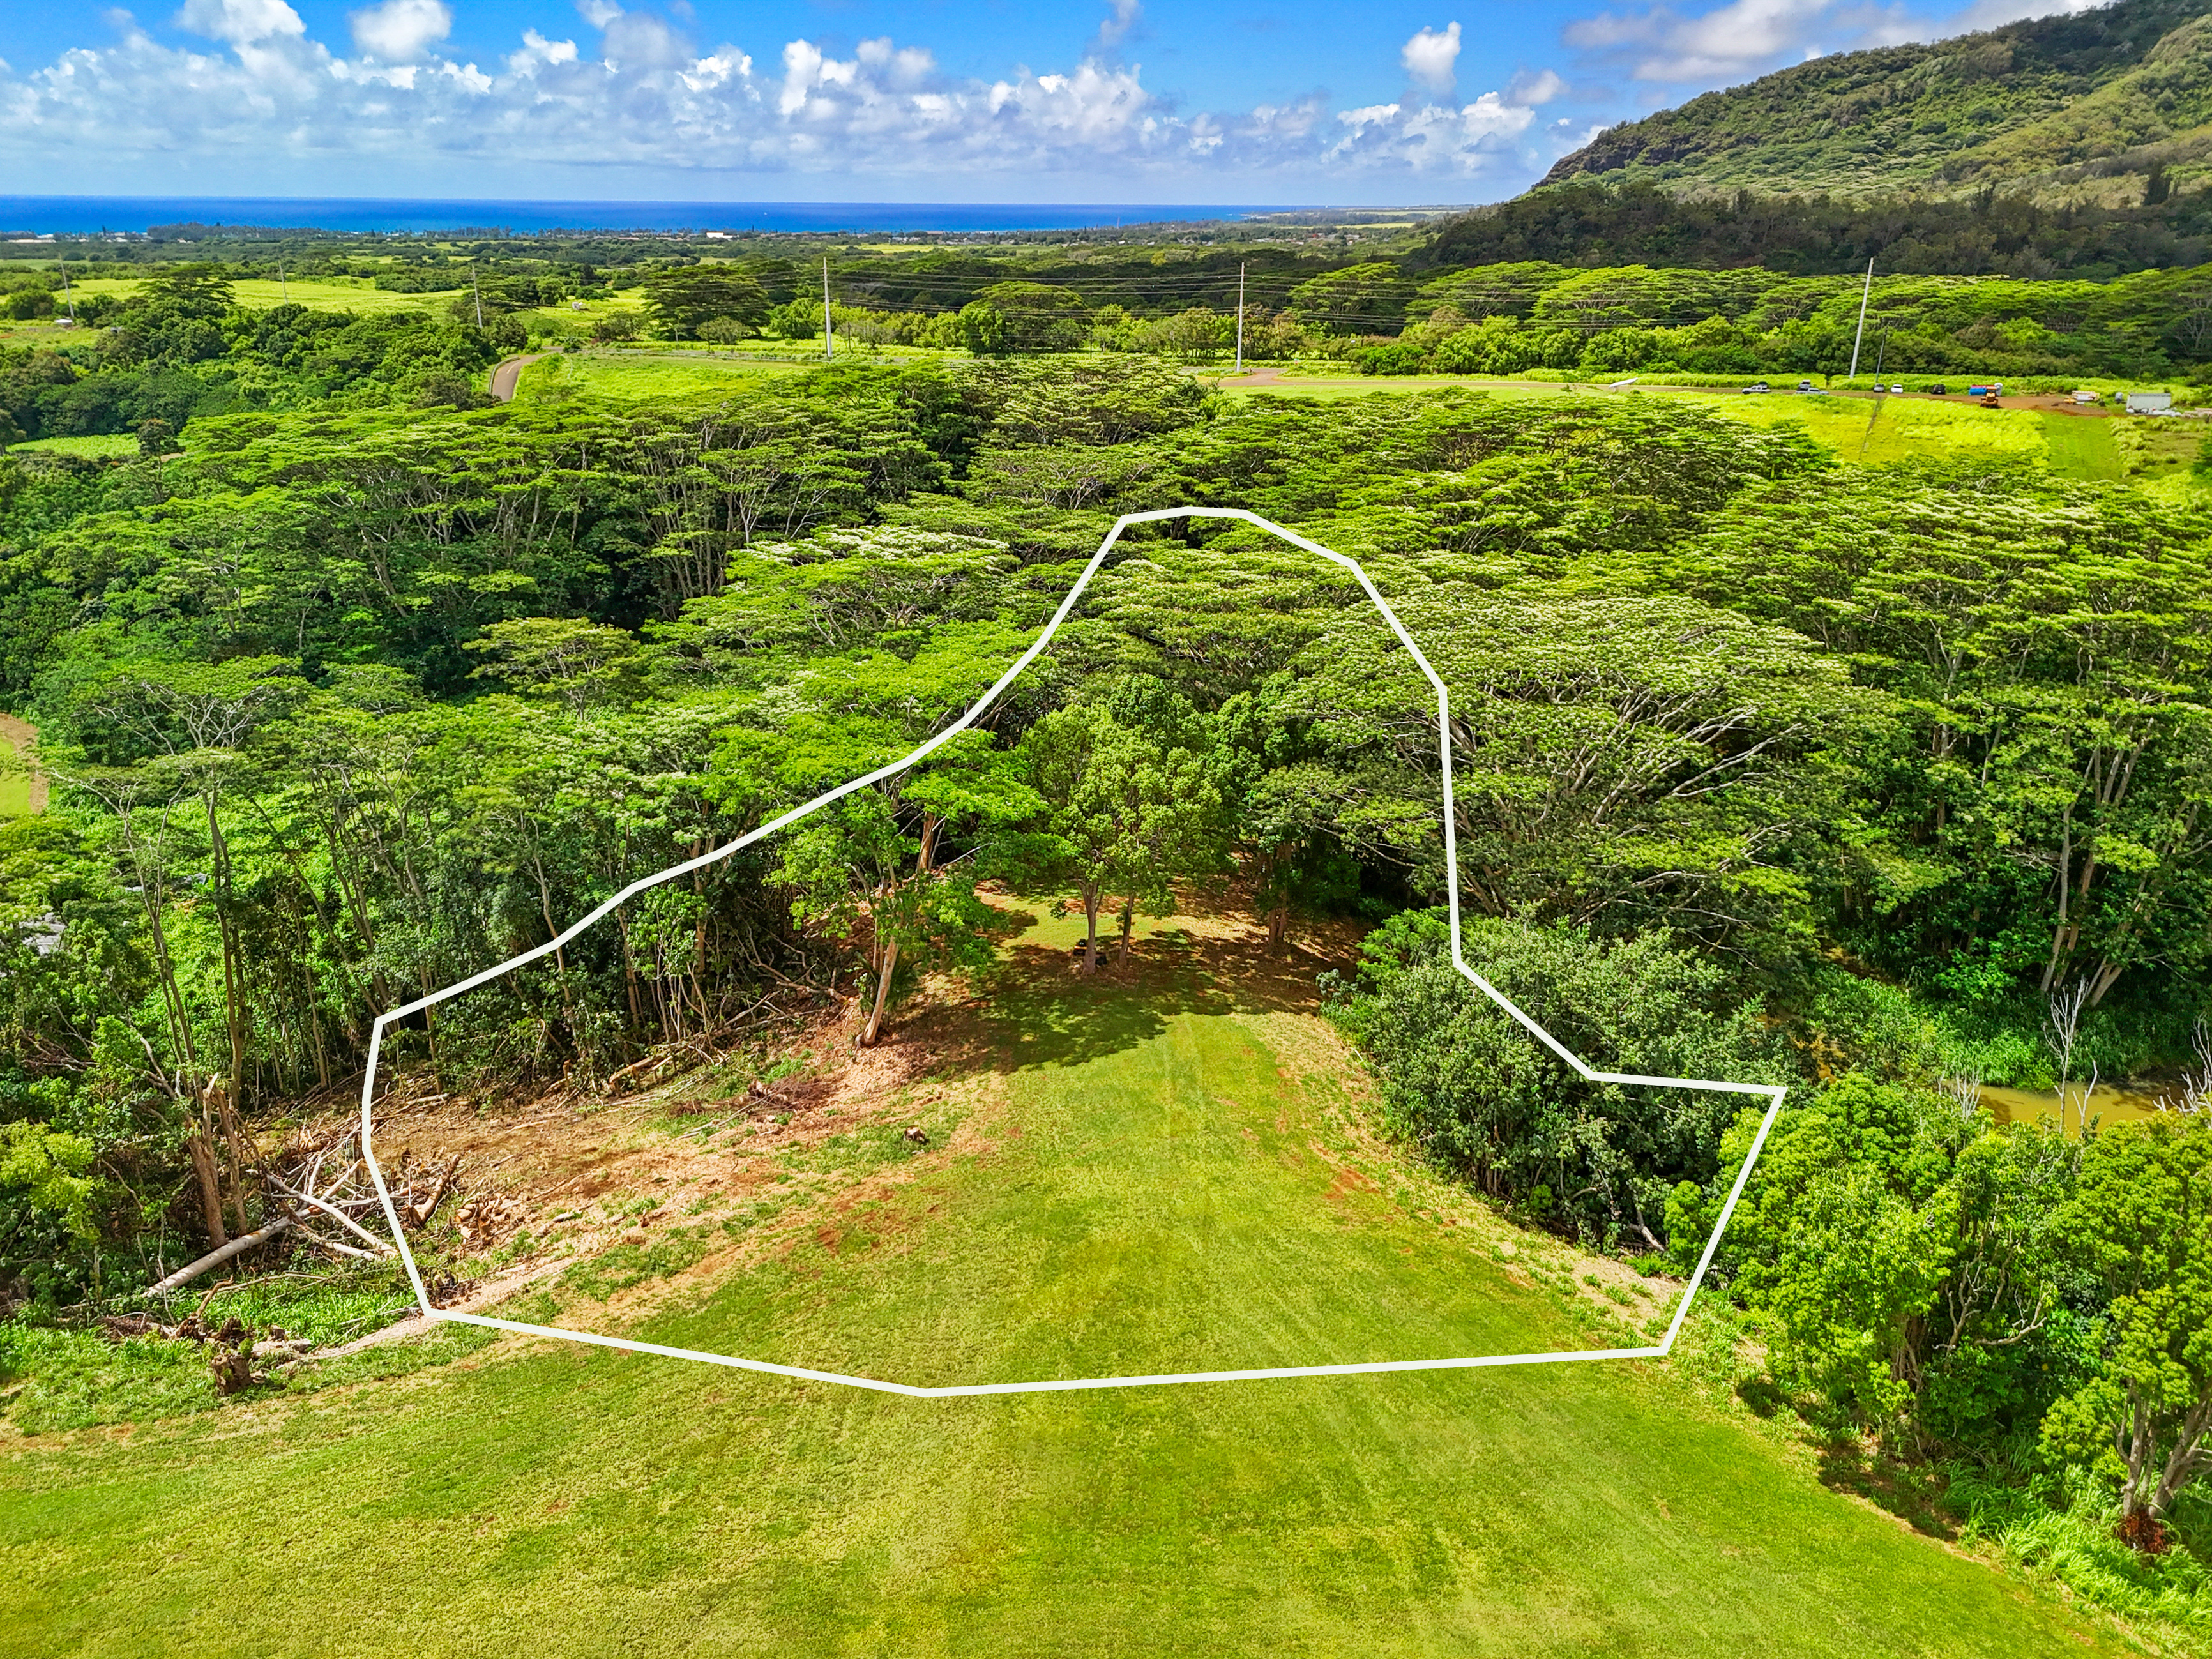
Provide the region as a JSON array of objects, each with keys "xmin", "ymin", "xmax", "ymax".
[
  {"xmin": 1358, "ymin": 342, "xmax": 1431, "ymax": 375},
  {"xmin": 1329, "ymin": 909, "xmax": 1776, "ymax": 1248}
]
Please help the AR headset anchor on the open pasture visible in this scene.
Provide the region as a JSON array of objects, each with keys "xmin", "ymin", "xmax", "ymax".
[{"xmin": 0, "ymin": 902, "xmax": 2133, "ymax": 1658}]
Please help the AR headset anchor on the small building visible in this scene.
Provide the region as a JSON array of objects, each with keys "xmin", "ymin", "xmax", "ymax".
[
  {"xmin": 2072, "ymin": 390, "xmax": 2100, "ymax": 404},
  {"xmin": 2126, "ymin": 391, "xmax": 2174, "ymax": 414}
]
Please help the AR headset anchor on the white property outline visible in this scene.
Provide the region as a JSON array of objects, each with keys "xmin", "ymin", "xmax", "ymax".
[{"xmin": 359, "ymin": 506, "xmax": 1788, "ymax": 1396}]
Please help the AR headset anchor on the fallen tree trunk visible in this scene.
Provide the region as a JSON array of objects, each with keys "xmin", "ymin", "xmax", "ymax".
[
  {"xmin": 266, "ymin": 1178, "xmax": 396, "ymax": 1257},
  {"xmin": 140, "ymin": 1218, "xmax": 291, "ymax": 1299}
]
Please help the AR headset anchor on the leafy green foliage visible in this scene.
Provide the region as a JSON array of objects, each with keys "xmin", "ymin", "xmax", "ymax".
[
  {"xmin": 2041, "ymin": 1116, "xmax": 2212, "ymax": 1522},
  {"xmin": 1544, "ymin": 0, "xmax": 2212, "ymax": 204},
  {"xmin": 1329, "ymin": 909, "xmax": 1776, "ymax": 1246}
]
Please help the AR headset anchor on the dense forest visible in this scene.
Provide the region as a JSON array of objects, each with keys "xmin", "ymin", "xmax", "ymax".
[
  {"xmin": 1543, "ymin": 0, "xmax": 2212, "ymax": 204},
  {"xmin": 1419, "ymin": 178, "xmax": 2212, "ymax": 279},
  {"xmin": 0, "ymin": 241, "xmax": 2208, "ymax": 1617},
  {"xmin": 4, "ymin": 352, "xmax": 2211, "ymax": 1534}
]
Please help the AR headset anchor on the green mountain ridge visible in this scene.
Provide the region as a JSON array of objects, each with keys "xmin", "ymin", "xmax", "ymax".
[{"xmin": 1543, "ymin": 0, "xmax": 2212, "ymax": 204}]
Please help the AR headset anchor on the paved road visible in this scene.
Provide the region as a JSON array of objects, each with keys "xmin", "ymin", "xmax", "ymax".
[{"xmin": 490, "ymin": 352, "xmax": 549, "ymax": 402}]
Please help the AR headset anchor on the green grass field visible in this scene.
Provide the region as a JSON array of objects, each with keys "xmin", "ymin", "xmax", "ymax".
[
  {"xmin": 1222, "ymin": 376, "xmax": 2139, "ymax": 477},
  {"xmin": 517, "ymin": 351, "xmax": 813, "ymax": 403},
  {"xmin": 1694, "ymin": 390, "xmax": 2053, "ymax": 466},
  {"xmin": 2041, "ymin": 412, "xmax": 2126, "ymax": 480},
  {"xmin": 0, "ymin": 734, "xmax": 29, "ymax": 817},
  {"xmin": 4, "ymin": 433, "xmax": 138, "ymax": 459},
  {"xmin": 0, "ymin": 903, "xmax": 2134, "ymax": 1656}
]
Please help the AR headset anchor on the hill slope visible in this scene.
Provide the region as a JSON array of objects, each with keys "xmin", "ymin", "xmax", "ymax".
[
  {"xmin": 1543, "ymin": 0, "xmax": 2212, "ymax": 204},
  {"xmin": 0, "ymin": 905, "xmax": 2136, "ymax": 1657}
]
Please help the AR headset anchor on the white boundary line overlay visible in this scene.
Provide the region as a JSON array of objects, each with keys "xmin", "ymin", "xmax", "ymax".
[{"xmin": 358, "ymin": 506, "xmax": 1788, "ymax": 1397}]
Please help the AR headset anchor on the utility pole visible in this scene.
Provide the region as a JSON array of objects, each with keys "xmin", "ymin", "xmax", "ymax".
[
  {"xmin": 278, "ymin": 256, "xmax": 289, "ymax": 302},
  {"xmin": 59, "ymin": 257, "xmax": 75, "ymax": 326},
  {"xmin": 822, "ymin": 259, "xmax": 833, "ymax": 362},
  {"xmin": 471, "ymin": 262, "xmax": 484, "ymax": 328},
  {"xmin": 1847, "ymin": 257, "xmax": 1873, "ymax": 382},
  {"xmin": 1235, "ymin": 262, "xmax": 1245, "ymax": 372}
]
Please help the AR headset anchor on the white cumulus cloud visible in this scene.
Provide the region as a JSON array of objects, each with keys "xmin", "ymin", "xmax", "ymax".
[
  {"xmin": 1557, "ymin": 0, "xmax": 2097, "ymax": 87},
  {"xmin": 349, "ymin": 0, "xmax": 451, "ymax": 63},
  {"xmin": 176, "ymin": 0, "xmax": 305, "ymax": 46},
  {"xmin": 1507, "ymin": 68, "xmax": 1568, "ymax": 105},
  {"xmin": 0, "ymin": 7, "xmax": 1582, "ymax": 193},
  {"xmin": 1402, "ymin": 21, "xmax": 1462, "ymax": 95}
]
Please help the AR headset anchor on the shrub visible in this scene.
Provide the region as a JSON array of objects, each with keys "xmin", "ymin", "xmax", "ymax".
[{"xmin": 1329, "ymin": 909, "xmax": 1776, "ymax": 1249}]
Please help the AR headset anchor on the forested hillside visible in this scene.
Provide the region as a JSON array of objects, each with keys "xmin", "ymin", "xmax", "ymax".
[
  {"xmin": 1543, "ymin": 0, "xmax": 2212, "ymax": 205},
  {"xmin": 2, "ymin": 271, "xmax": 2210, "ymax": 1632}
]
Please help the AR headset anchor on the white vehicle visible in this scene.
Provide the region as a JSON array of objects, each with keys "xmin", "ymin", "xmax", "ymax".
[{"xmin": 1890, "ymin": 383, "xmax": 1904, "ymax": 393}]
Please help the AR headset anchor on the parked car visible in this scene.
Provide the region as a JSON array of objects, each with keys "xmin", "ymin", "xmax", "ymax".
[
  {"xmin": 1740, "ymin": 381, "xmax": 1769, "ymax": 394},
  {"xmin": 1890, "ymin": 383, "xmax": 1904, "ymax": 393},
  {"xmin": 1796, "ymin": 380, "xmax": 1814, "ymax": 392},
  {"xmin": 1929, "ymin": 384, "xmax": 1948, "ymax": 395}
]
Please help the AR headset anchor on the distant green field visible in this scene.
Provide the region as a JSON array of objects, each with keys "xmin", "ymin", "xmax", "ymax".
[
  {"xmin": 5, "ymin": 434, "xmax": 137, "ymax": 458},
  {"xmin": 1231, "ymin": 378, "xmax": 2130, "ymax": 476},
  {"xmin": 0, "ymin": 902, "xmax": 2134, "ymax": 1657},
  {"xmin": 0, "ymin": 735, "xmax": 28, "ymax": 817},
  {"xmin": 1690, "ymin": 390, "xmax": 2053, "ymax": 466},
  {"xmin": 516, "ymin": 351, "xmax": 812, "ymax": 403},
  {"xmin": 2040, "ymin": 412, "xmax": 2125, "ymax": 480}
]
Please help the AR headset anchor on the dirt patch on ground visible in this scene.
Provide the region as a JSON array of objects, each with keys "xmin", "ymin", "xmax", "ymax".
[{"xmin": 306, "ymin": 989, "xmax": 999, "ymax": 1344}]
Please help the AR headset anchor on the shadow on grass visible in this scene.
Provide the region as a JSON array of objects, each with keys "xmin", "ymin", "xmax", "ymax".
[
  {"xmin": 923, "ymin": 913, "xmax": 1347, "ymax": 1079},
  {"xmin": 1817, "ymin": 1436, "xmax": 1962, "ymax": 1542}
]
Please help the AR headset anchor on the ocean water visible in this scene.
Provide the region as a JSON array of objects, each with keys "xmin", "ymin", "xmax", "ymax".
[{"xmin": 0, "ymin": 196, "xmax": 1291, "ymax": 238}]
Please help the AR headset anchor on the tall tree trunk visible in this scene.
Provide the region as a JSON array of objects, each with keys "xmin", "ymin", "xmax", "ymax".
[
  {"xmin": 1117, "ymin": 898, "xmax": 1135, "ymax": 964},
  {"xmin": 1082, "ymin": 887, "xmax": 1101, "ymax": 977},
  {"xmin": 206, "ymin": 794, "xmax": 246, "ymax": 1112},
  {"xmin": 863, "ymin": 814, "xmax": 937, "ymax": 1046}
]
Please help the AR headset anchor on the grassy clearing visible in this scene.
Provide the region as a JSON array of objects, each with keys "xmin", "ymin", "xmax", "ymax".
[
  {"xmin": 1685, "ymin": 390, "xmax": 2053, "ymax": 465},
  {"xmin": 0, "ymin": 903, "xmax": 2140, "ymax": 1656},
  {"xmin": 0, "ymin": 734, "xmax": 29, "ymax": 817},
  {"xmin": 516, "ymin": 351, "xmax": 814, "ymax": 404},
  {"xmin": 0, "ymin": 1270, "xmax": 496, "ymax": 1436},
  {"xmin": 2041, "ymin": 412, "xmax": 2126, "ymax": 480},
  {"xmin": 1227, "ymin": 379, "xmax": 2119, "ymax": 476},
  {"xmin": 4, "ymin": 434, "xmax": 137, "ymax": 458}
]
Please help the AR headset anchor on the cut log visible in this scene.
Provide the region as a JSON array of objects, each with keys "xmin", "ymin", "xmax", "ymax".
[
  {"xmin": 409, "ymin": 1155, "xmax": 460, "ymax": 1227},
  {"xmin": 140, "ymin": 1218, "xmax": 291, "ymax": 1298}
]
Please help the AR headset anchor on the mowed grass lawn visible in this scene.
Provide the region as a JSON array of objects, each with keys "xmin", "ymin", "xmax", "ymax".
[
  {"xmin": 517, "ymin": 351, "xmax": 814, "ymax": 403},
  {"xmin": 0, "ymin": 907, "xmax": 2130, "ymax": 1657}
]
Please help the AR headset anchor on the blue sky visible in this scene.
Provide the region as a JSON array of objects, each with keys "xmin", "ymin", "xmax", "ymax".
[{"xmin": 0, "ymin": 0, "xmax": 2099, "ymax": 205}]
